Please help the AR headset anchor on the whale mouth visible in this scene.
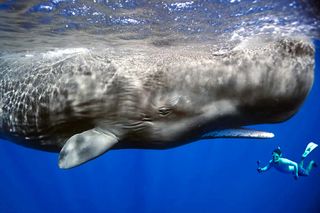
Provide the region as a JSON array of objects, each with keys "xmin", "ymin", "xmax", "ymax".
[{"xmin": 201, "ymin": 127, "xmax": 275, "ymax": 139}]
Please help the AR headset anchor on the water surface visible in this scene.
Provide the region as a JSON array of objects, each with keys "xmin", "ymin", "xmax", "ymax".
[{"xmin": 0, "ymin": 1, "xmax": 320, "ymax": 213}]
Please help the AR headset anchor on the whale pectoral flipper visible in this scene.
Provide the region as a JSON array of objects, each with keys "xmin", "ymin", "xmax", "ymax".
[
  {"xmin": 201, "ymin": 128, "xmax": 274, "ymax": 139},
  {"xmin": 58, "ymin": 129, "xmax": 119, "ymax": 169}
]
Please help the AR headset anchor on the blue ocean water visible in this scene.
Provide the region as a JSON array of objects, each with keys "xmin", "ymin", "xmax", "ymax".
[{"xmin": 0, "ymin": 1, "xmax": 320, "ymax": 213}]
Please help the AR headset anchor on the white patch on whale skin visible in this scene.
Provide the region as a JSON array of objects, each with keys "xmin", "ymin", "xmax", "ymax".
[{"xmin": 42, "ymin": 48, "xmax": 89, "ymax": 58}]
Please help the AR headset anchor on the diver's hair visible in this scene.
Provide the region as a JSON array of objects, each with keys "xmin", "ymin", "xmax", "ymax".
[{"xmin": 272, "ymin": 147, "xmax": 282, "ymax": 156}]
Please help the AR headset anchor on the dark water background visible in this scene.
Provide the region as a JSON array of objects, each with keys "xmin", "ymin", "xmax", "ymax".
[{"xmin": 0, "ymin": 1, "xmax": 320, "ymax": 213}]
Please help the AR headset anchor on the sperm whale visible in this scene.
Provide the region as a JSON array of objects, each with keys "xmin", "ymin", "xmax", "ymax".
[{"xmin": 0, "ymin": 37, "xmax": 314, "ymax": 169}]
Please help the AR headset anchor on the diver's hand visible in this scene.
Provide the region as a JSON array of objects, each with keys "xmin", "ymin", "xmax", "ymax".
[
  {"xmin": 256, "ymin": 160, "xmax": 262, "ymax": 173},
  {"xmin": 257, "ymin": 160, "xmax": 261, "ymax": 166}
]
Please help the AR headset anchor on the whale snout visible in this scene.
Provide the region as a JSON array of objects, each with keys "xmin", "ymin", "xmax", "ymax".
[{"xmin": 278, "ymin": 38, "xmax": 314, "ymax": 57}]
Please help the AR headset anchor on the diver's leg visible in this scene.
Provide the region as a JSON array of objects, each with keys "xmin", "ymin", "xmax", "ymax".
[
  {"xmin": 299, "ymin": 157, "xmax": 305, "ymax": 168},
  {"xmin": 305, "ymin": 160, "xmax": 317, "ymax": 175}
]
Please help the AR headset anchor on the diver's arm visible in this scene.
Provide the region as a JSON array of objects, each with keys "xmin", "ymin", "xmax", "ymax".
[
  {"xmin": 291, "ymin": 162, "xmax": 299, "ymax": 179},
  {"xmin": 257, "ymin": 160, "xmax": 273, "ymax": 173}
]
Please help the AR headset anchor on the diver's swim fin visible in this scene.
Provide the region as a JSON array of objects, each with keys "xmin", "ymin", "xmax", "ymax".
[
  {"xmin": 201, "ymin": 128, "xmax": 274, "ymax": 139},
  {"xmin": 302, "ymin": 142, "xmax": 318, "ymax": 158},
  {"xmin": 59, "ymin": 129, "xmax": 119, "ymax": 169}
]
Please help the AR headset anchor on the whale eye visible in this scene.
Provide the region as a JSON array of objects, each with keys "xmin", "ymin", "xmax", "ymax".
[{"xmin": 158, "ymin": 107, "xmax": 172, "ymax": 117}]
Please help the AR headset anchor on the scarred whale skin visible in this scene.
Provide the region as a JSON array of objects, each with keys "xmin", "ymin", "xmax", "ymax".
[{"xmin": 0, "ymin": 37, "xmax": 314, "ymax": 168}]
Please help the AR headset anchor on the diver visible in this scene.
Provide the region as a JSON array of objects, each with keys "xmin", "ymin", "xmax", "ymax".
[{"xmin": 257, "ymin": 142, "xmax": 318, "ymax": 180}]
